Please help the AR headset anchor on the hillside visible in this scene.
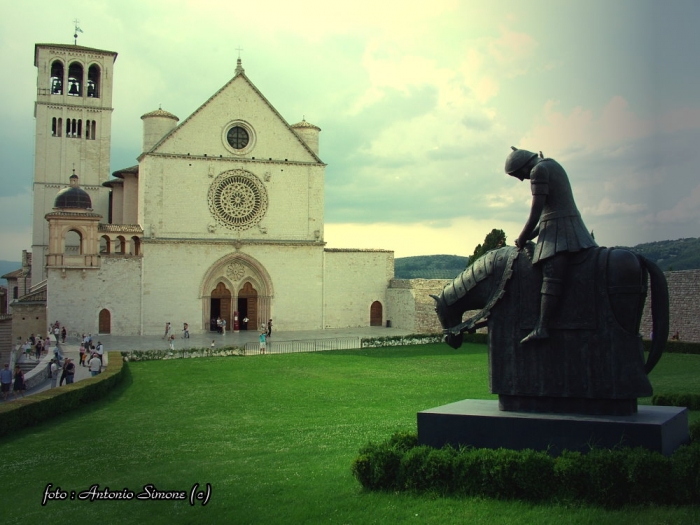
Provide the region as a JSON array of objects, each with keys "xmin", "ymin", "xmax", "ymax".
[
  {"xmin": 0, "ymin": 260, "xmax": 21, "ymax": 286},
  {"xmin": 394, "ymin": 254, "xmax": 468, "ymax": 279},
  {"xmin": 619, "ymin": 237, "xmax": 700, "ymax": 271},
  {"xmin": 395, "ymin": 237, "xmax": 700, "ymax": 278}
]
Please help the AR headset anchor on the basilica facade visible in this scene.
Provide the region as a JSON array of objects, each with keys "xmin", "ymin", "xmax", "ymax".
[{"xmin": 24, "ymin": 43, "xmax": 394, "ymax": 336}]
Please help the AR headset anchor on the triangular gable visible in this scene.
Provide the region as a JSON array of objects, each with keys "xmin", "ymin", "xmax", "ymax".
[{"xmin": 142, "ymin": 68, "xmax": 323, "ymax": 164}]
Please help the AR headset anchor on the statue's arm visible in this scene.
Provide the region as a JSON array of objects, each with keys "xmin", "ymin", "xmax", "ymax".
[{"xmin": 516, "ymin": 194, "xmax": 545, "ymax": 249}]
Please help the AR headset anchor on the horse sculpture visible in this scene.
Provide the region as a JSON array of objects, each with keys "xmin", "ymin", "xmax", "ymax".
[{"xmin": 432, "ymin": 243, "xmax": 669, "ymax": 416}]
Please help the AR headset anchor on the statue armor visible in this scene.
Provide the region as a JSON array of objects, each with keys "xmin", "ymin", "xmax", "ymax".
[
  {"xmin": 528, "ymin": 158, "xmax": 597, "ymax": 264},
  {"xmin": 505, "ymin": 147, "xmax": 538, "ymax": 175}
]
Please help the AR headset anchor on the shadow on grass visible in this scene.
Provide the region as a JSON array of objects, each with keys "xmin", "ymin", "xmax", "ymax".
[{"xmin": 318, "ymin": 343, "xmax": 488, "ymax": 359}]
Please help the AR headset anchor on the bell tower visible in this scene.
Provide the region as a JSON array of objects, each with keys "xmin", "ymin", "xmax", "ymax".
[{"xmin": 32, "ymin": 43, "xmax": 118, "ymax": 281}]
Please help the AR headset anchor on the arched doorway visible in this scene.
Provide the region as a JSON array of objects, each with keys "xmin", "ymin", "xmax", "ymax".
[
  {"xmin": 210, "ymin": 282, "xmax": 232, "ymax": 332},
  {"xmin": 370, "ymin": 301, "xmax": 383, "ymax": 326},
  {"xmin": 99, "ymin": 309, "xmax": 111, "ymax": 334},
  {"xmin": 238, "ymin": 282, "xmax": 258, "ymax": 331}
]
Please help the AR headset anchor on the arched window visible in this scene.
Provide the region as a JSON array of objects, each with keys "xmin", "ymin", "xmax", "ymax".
[
  {"xmin": 12, "ymin": 286, "xmax": 18, "ymax": 299},
  {"xmin": 57, "ymin": 118, "xmax": 62, "ymax": 137},
  {"xmin": 91, "ymin": 120, "xmax": 97, "ymax": 140},
  {"xmin": 100, "ymin": 235, "xmax": 110, "ymax": 254},
  {"xmin": 87, "ymin": 64, "xmax": 100, "ymax": 98},
  {"xmin": 50, "ymin": 60, "xmax": 64, "ymax": 95},
  {"xmin": 116, "ymin": 235, "xmax": 126, "ymax": 254},
  {"xmin": 52, "ymin": 117, "xmax": 58, "ymax": 136},
  {"xmin": 64, "ymin": 229, "xmax": 83, "ymax": 255},
  {"xmin": 77, "ymin": 119, "xmax": 82, "ymax": 138},
  {"xmin": 67, "ymin": 62, "xmax": 83, "ymax": 97},
  {"xmin": 131, "ymin": 236, "xmax": 141, "ymax": 256}
]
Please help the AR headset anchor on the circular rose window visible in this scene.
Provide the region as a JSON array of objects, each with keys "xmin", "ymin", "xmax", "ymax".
[{"xmin": 208, "ymin": 170, "xmax": 268, "ymax": 231}]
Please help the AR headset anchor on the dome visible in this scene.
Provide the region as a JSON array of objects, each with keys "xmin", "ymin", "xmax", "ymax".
[
  {"xmin": 291, "ymin": 119, "xmax": 320, "ymax": 131},
  {"xmin": 140, "ymin": 108, "xmax": 179, "ymax": 121},
  {"xmin": 54, "ymin": 174, "xmax": 92, "ymax": 209}
]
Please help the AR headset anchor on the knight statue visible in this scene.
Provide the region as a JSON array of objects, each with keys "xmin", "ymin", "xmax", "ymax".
[{"xmin": 505, "ymin": 147, "xmax": 598, "ymax": 343}]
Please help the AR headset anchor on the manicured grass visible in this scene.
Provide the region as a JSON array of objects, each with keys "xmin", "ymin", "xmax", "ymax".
[{"xmin": 2, "ymin": 344, "xmax": 699, "ymax": 524}]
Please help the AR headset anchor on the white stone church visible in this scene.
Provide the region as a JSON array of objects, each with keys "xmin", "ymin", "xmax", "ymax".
[{"xmin": 11, "ymin": 42, "xmax": 404, "ymax": 337}]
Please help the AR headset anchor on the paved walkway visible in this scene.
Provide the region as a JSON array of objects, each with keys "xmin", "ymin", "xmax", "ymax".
[{"xmin": 0, "ymin": 326, "xmax": 412, "ymax": 404}]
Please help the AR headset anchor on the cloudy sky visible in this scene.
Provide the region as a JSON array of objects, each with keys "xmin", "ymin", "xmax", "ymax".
[{"xmin": 1, "ymin": 0, "xmax": 699, "ymax": 262}]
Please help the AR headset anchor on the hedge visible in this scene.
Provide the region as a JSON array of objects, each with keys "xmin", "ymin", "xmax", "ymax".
[
  {"xmin": 352, "ymin": 431, "xmax": 700, "ymax": 507},
  {"xmin": 0, "ymin": 351, "xmax": 127, "ymax": 437}
]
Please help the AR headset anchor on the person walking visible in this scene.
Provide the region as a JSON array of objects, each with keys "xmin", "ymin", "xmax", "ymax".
[
  {"xmin": 88, "ymin": 354, "xmax": 102, "ymax": 376},
  {"xmin": 50, "ymin": 359, "xmax": 59, "ymax": 388},
  {"xmin": 259, "ymin": 331, "xmax": 267, "ymax": 355},
  {"xmin": 1, "ymin": 364, "xmax": 13, "ymax": 400},
  {"xmin": 267, "ymin": 319, "xmax": 272, "ymax": 338},
  {"xmin": 79, "ymin": 343, "xmax": 87, "ymax": 366},
  {"xmin": 64, "ymin": 359, "xmax": 76, "ymax": 384},
  {"xmin": 35, "ymin": 338, "xmax": 43, "ymax": 360},
  {"xmin": 12, "ymin": 366, "xmax": 26, "ymax": 399}
]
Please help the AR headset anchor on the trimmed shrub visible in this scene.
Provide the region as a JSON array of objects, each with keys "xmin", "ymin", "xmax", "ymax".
[
  {"xmin": 352, "ymin": 432, "xmax": 700, "ymax": 507},
  {"xmin": 643, "ymin": 339, "xmax": 700, "ymax": 355},
  {"xmin": 0, "ymin": 352, "xmax": 127, "ymax": 437},
  {"xmin": 652, "ymin": 393, "xmax": 700, "ymax": 410}
]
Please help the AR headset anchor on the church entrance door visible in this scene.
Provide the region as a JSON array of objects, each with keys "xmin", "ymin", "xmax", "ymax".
[
  {"xmin": 370, "ymin": 301, "xmax": 383, "ymax": 326},
  {"xmin": 238, "ymin": 281, "xmax": 258, "ymax": 330},
  {"xmin": 99, "ymin": 309, "xmax": 111, "ymax": 334},
  {"xmin": 211, "ymin": 283, "xmax": 232, "ymax": 332}
]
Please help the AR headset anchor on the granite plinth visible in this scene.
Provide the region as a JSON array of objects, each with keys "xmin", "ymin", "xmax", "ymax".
[{"xmin": 417, "ymin": 399, "xmax": 689, "ymax": 456}]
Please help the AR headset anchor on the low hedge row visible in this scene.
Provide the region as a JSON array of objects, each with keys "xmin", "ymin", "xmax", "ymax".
[
  {"xmin": 0, "ymin": 351, "xmax": 127, "ymax": 437},
  {"xmin": 643, "ymin": 339, "xmax": 700, "ymax": 355},
  {"xmin": 351, "ymin": 431, "xmax": 700, "ymax": 507},
  {"xmin": 653, "ymin": 393, "xmax": 700, "ymax": 411},
  {"xmin": 121, "ymin": 346, "xmax": 245, "ymax": 362}
]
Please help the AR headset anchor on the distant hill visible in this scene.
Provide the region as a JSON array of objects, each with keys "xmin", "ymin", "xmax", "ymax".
[
  {"xmin": 394, "ymin": 255, "xmax": 468, "ymax": 279},
  {"xmin": 0, "ymin": 260, "xmax": 21, "ymax": 286},
  {"xmin": 618, "ymin": 237, "xmax": 700, "ymax": 271},
  {"xmin": 395, "ymin": 237, "xmax": 700, "ymax": 279}
]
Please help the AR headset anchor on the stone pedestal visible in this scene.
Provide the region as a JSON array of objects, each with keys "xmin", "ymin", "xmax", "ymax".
[{"xmin": 417, "ymin": 399, "xmax": 689, "ymax": 456}]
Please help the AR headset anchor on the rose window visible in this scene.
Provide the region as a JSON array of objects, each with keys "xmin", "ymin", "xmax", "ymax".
[{"xmin": 208, "ymin": 170, "xmax": 268, "ymax": 231}]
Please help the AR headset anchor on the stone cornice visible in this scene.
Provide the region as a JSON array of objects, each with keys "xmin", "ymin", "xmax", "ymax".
[
  {"xmin": 37, "ymin": 101, "xmax": 114, "ymax": 113},
  {"xmin": 325, "ymin": 248, "xmax": 394, "ymax": 253},
  {"xmin": 140, "ymin": 152, "xmax": 326, "ymax": 167},
  {"xmin": 143, "ymin": 237, "xmax": 326, "ymax": 248}
]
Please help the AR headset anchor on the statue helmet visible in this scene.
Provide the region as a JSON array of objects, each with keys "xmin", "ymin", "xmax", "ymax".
[{"xmin": 505, "ymin": 146, "xmax": 538, "ymax": 175}]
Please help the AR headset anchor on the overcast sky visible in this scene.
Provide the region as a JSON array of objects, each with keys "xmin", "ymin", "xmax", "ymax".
[{"xmin": 1, "ymin": 0, "xmax": 699, "ymax": 262}]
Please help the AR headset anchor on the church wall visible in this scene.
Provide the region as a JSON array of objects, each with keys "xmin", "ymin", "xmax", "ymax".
[
  {"xmin": 138, "ymin": 156, "xmax": 323, "ymax": 243},
  {"xmin": 140, "ymin": 242, "xmax": 325, "ymax": 335},
  {"xmin": 155, "ymin": 80, "xmax": 317, "ymax": 163},
  {"xmin": 323, "ymin": 250, "xmax": 393, "ymax": 328},
  {"xmin": 46, "ymin": 257, "xmax": 142, "ymax": 336},
  {"xmin": 387, "ymin": 279, "xmax": 451, "ymax": 333}
]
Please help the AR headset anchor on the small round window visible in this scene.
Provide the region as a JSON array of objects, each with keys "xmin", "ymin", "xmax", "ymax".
[{"xmin": 226, "ymin": 126, "xmax": 249, "ymax": 149}]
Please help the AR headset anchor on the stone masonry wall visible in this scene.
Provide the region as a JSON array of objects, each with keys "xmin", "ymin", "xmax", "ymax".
[{"xmin": 640, "ymin": 269, "xmax": 700, "ymax": 343}]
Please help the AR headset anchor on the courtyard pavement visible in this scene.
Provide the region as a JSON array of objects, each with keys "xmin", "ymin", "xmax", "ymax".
[{"xmin": 0, "ymin": 326, "xmax": 414, "ymax": 404}]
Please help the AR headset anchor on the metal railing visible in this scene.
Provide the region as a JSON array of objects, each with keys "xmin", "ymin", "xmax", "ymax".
[{"xmin": 244, "ymin": 336, "xmax": 361, "ymax": 355}]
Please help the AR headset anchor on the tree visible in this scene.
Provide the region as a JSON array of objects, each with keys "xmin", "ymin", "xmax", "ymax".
[{"xmin": 467, "ymin": 229, "xmax": 507, "ymax": 267}]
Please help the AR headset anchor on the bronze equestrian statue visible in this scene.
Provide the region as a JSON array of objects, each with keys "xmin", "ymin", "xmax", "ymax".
[{"xmin": 433, "ymin": 149, "xmax": 669, "ymax": 416}]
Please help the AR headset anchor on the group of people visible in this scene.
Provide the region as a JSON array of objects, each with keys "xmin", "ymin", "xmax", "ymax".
[{"xmin": 1, "ymin": 363, "xmax": 26, "ymax": 400}]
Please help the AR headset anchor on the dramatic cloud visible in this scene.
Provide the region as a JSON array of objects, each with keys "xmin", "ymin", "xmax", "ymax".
[{"xmin": 1, "ymin": 0, "xmax": 699, "ymax": 259}]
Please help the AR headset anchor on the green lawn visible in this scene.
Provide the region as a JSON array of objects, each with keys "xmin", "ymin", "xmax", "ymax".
[{"xmin": 2, "ymin": 344, "xmax": 699, "ymax": 525}]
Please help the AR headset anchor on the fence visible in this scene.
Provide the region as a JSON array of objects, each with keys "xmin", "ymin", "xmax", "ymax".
[{"xmin": 244, "ymin": 336, "xmax": 361, "ymax": 355}]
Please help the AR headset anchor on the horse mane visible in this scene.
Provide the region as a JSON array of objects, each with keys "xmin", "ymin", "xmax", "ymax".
[{"xmin": 443, "ymin": 245, "xmax": 520, "ymax": 336}]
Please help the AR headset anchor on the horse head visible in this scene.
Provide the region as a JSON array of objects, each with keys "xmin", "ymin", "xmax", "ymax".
[{"xmin": 431, "ymin": 293, "xmax": 464, "ymax": 349}]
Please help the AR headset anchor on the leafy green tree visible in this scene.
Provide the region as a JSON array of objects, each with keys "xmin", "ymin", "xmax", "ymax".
[{"xmin": 467, "ymin": 229, "xmax": 507, "ymax": 267}]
